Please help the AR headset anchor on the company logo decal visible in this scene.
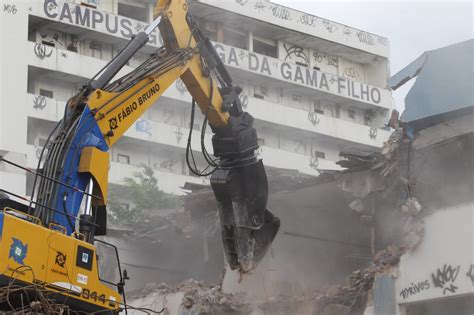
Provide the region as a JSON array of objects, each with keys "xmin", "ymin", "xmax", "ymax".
[
  {"xmin": 55, "ymin": 251, "xmax": 67, "ymax": 268},
  {"xmin": 108, "ymin": 117, "xmax": 118, "ymax": 130},
  {"xmin": 9, "ymin": 238, "xmax": 28, "ymax": 265}
]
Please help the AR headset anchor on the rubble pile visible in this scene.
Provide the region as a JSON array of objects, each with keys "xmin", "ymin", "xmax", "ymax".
[
  {"xmin": 311, "ymin": 245, "xmax": 404, "ymax": 315},
  {"xmin": 258, "ymin": 294, "xmax": 313, "ymax": 315},
  {"xmin": 130, "ymin": 279, "xmax": 252, "ymax": 314}
]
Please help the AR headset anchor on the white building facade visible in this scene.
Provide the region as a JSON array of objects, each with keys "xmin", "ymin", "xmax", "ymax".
[{"xmin": 0, "ymin": 0, "xmax": 392, "ymax": 197}]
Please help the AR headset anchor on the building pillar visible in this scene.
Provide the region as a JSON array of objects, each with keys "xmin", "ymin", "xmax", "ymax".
[{"xmin": 248, "ymin": 31, "xmax": 254, "ymax": 52}]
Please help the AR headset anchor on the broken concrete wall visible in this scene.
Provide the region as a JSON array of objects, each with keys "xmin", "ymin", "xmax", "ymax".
[
  {"xmin": 222, "ymin": 179, "xmax": 373, "ymax": 299},
  {"xmin": 395, "ymin": 203, "xmax": 473, "ymax": 306}
]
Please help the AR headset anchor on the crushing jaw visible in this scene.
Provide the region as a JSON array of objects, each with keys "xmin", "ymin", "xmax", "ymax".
[
  {"xmin": 211, "ymin": 161, "xmax": 281, "ymax": 273},
  {"xmin": 209, "ymin": 103, "xmax": 280, "ymax": 273}
]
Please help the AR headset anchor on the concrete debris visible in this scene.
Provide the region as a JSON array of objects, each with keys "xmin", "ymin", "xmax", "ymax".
[
  {"xmin": 349, "ymin": 199, "xmax": 365, "ymax": 213},
  {"xmin": 340, "ymin": 171, "xmax": 385, "ymax": 199},
  {"xmin": 402, "ymin": 217, "xmax": 425, "ymax": 250},
  {"xmin": 400, "ymin": 197, "xmax": 422, "ymax": 216},
  {"xmin": 129, "ymin": 279, "xmax": 250, "ymax": 314},
  {"xmin": 321, "ymin": 304, "xmax": 351, "ymax": 315},
  {"xmin": 380, "ymin": 128, "xmax": 404, "ymax": 157},
  {"xmin": 339, "ymin": 126, "xmax": 428, "ymax": 254},
  {"xmin": 339, "ymin": 127, "xmax": 404, "ymax": 177},
  {"xmin": 311, "ymin": 245, "xmax": 404, "ymax": 315}
]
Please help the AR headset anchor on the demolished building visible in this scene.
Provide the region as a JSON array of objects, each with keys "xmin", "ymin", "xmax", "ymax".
[{"xmin": 123, "ymin": 40, "xmax": 473, "ymax": 315}]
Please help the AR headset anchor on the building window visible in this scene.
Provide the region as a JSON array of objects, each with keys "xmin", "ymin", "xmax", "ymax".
[
  {"xmin": 198, "ymin": 20, "xmax": 218, "ymax": 42},
  {"xmin": 41, "ymin": 40, "xmax": 55, "ymax": 48},
  {"xmin": 90, "ymin": 41, "xmax": 103, "ymax": 59},
  {"xmin": 39, "ymin": 89, "xmax": 53, "ymax": 99},
  {"xmin": 254, "ymin": 86, "xmax": 268, "ymax": 100},
  {"xmin": 67, "ymin": 36, "xmax": 79, "ymax": 52},
  {"xmin": 313, "ymin": 101, "xmax": 324, "ymax": 115},
  {"xmin": 117, "ymin": 154, "xmax": 130, "ymax": 164},
  {"xmin": 117, "ymin": 1, "xmax": 149, "ymax": 22},
  {"xmin": 314, "ymin": 151, "xmax": 326, "ymax": 159},
  {"xmin": 37, "ymin": 137, "xmax": 47, "ymax": 147},
  {"xmin": 292, "ymin": 94, "xmax": 302, "ymax": 103},
  {"xmin": 348, "ymin": 109, "xmax": 356, "ymax": 119},
  {"xmin": 253, "ymin": 36, "xmax": 278, "ymax": 58},
  {"xmin": 223, "ymin": 28, "xmax": 247, "ymax": 50},
  {"xmin": 81, "ymin": 0, "xmax": 98, "ymax": 8}
]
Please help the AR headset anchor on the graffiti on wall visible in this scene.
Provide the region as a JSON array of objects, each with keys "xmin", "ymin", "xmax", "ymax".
[
  {"xmin": 356, "ymin": 31, "xmax": 375, "ymax": 46},
  {"xmin": 400, "ymin": 263, "xmax": 474, "ymax": 300},
  {"xmin": 254, "ymin": 1, "xmax": 266, "ymax": 13},
  {"xmin": 174, "ymin": 126, "xmax": 184, "ymax": 144},
  {"xmin": 136, "ymin": 119, "xmax": 152, "ymax": 136},
  {"xmin": 308, "ymin": 111, "xmax": 320, "ymax": 126},
  {"xmin": 399, "ymin": 280, "xmax": 430, "ymax": 299},
  {"xmin": 298, "ymin": 14, "xmax": 318, "ymax": 27},
  {"xmin": 322, "ymin": 19, "xmax": 338, "ymax": 33},
  {"xmin": 467, "ymin": 264, "xmax": 474, "ymax": 285},
  {"xmin": 313, "ymin": 53, "xmax": 339, "ymax": 71},
  {"xmin": 344, "ymin": 67, "xmax": 361, "ymax": 80},
  {"xmin": 227, "ymin": 1, "xmax": 387, "ymax": 50},
  {"xmin": 283, "ymin": 44, "xmax": 309, "ymax": 66},
  {"xmin": 239, "ymin": 93, "xmax": 249, "ymax": 109},
  {"xmin": 431, "ymin": 264, "xmax": 460, "ymax": 295},
  {"xmin": 369, "ymin": 127, "xmax": 378, "ymax": 140},
  {"xmin": 343, "ymin": 27, "xmax": 352, "ymax": 39},
  {"xmin": 3, "ymin": 4, "xmax": 17, "ymax": 15},
  {"xmin": 34, "ymin": 43, "xmax": 53, "ymax": 59},
  {"xmin": 269, "ymin": 4, "xmax": 291, "ymax": 20},
  {"xmin": 33, "ymin": 95, "xmax": 47, "ymax": 110}
]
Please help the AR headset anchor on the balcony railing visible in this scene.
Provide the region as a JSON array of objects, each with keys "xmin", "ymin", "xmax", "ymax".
[{"xmin": 27, "ymin": 69, "xmax": 390, "ymax": 150}]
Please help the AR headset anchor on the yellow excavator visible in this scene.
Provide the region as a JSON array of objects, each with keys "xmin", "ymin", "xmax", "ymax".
[{"xmin": 0, "ymin": 0, "xmax": 280, "ymax": 313}]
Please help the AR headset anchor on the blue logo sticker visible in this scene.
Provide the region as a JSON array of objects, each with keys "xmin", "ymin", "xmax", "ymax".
[{"xmin": 9, "ymin": 238, "xmax": 28, "ymax": 265}]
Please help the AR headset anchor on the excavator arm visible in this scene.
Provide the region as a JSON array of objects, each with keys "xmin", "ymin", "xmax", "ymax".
[{"xmin": 32, "ymin": 0, "xmax": 279, "ymax": 273}]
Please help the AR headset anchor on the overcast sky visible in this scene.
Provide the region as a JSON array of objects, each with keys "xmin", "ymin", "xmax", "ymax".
[{"xmin": 271, "ymin": 0, "xmax": 473, "ymax": 112}]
